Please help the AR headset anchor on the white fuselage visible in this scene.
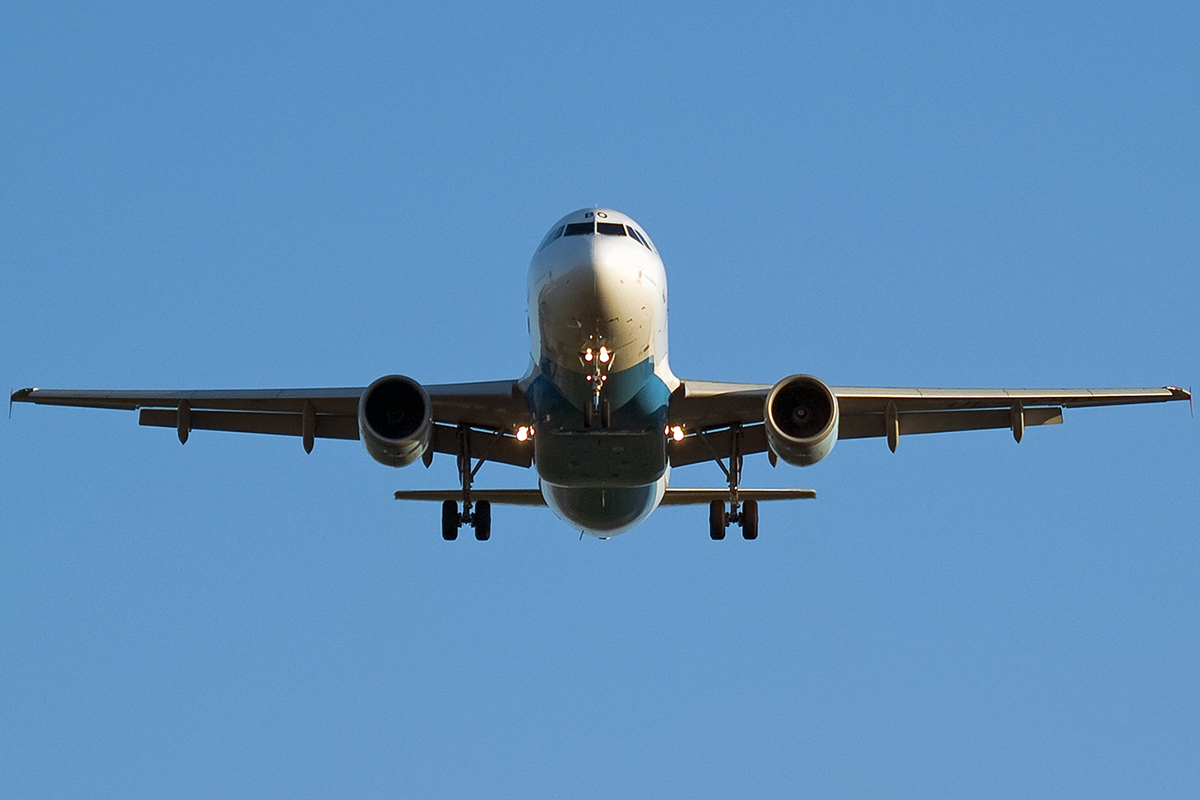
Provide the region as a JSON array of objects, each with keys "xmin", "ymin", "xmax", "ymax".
[{"xmin": 523, "ymin": 209, "xmax": 679, "ymax": 536}]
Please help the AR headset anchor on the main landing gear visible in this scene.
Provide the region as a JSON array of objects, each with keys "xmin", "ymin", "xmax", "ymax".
[
  {"xmin": 708, "ymin": 498, "xmax": 758, "ymax": 540},
  {"xmin": 440, "ymin": 425, "xmax": 497, "ymax": 541},
  {"xmin": 703, "ymin": 424, "xmax": 759, "ymax": 540},
  {"xmin": 442, "ymin": 498, "xmax": 490, "ymax": 541}
]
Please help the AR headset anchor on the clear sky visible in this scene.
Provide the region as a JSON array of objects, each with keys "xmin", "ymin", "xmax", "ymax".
[{"xmin": 2, "ymin": 2, "xmax": 1197, "ymax": 797}]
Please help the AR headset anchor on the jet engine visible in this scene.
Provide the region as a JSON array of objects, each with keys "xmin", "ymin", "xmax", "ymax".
[
  {"xmin": 358, "ymin": 375, "xmax": 433, "ymax": 467},
  {"xmin": 764, "ymin": 374, "xmax": 839, "ymax": 467}
]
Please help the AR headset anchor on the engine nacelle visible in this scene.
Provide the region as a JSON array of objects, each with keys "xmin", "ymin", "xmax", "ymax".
[
  {"xmin": 764, "ymin": 374, "xmax": 839, "ymax": 467},
  {"xmin": 358, "ymin": 375, "xmax": 433, "ymax": 467}
]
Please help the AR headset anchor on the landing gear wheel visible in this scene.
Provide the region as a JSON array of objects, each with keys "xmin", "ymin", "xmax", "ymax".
[
  {"xmin": 473, "ymin": 500, "xmax": 491, "ymax": 541},
  {"xmin": 600, "ymin": 399, "xmax": 611, "ymax": 428},
  {"xmin": 709, "ymin": 499, "xmax": 727, "ymax": 540},
  {"xmin": 584, "ymin": 400, "xmax": 594, "ymax": 428},
  {"xmin": 740, "ymin": 499, "xmax": 759, "ymax": 540},
  {"xmin": 441, "ymin": 500, "xmax": 459, "ymax": 541}
]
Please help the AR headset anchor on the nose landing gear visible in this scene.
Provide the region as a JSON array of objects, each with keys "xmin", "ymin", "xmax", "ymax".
[
  {"xmin": 581, "ymin": 338, "xmax": 613, "ymax": 429},
  {"xmin": 583, "ymin": 397, "xmax": 611, "ymax": 429}
]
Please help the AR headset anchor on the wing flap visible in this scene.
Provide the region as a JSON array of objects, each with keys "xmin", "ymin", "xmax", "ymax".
[
  {"xmin": 138, "ymin": 408, "xmax": 360, "ymax": 440},
  {"xmin": 840, "ymin": 406, "xmax": 1063, "ymax": 440}
]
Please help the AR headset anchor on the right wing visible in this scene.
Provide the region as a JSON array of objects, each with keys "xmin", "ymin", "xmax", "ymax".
[{"xmin": 11, "ymin": 380, "xmax": 535, "ymax": 467}]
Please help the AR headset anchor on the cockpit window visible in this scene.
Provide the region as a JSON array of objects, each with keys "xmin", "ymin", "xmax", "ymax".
[
  {"xmin": 538, "ymin": 217, "xmax": 655, "ymax": 253},
  {"xmin": 627, "ymin": 226, "xmax": 653, "ymax": 251},
  {"xmin": 537, "ymin": 225, "xmax": 565, "ymax": 251}
]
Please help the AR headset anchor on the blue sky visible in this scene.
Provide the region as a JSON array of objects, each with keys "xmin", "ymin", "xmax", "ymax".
[{"xmin": 2, "ymin": 2, "xmax": 1197, "ymax": 797}]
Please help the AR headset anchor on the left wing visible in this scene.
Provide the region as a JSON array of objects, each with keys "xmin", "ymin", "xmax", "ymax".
[
  {"xmin": 10, "ymin": 381, "xmax": 534, "ymax": 466},
  {"xmin": 667, "ymin": 380, "xmax": 1190, "ymax": 466}
]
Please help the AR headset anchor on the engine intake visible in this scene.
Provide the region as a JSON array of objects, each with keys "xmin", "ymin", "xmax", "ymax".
[
  {"xmin": 764, "ymin": 374, "xmax": 839, "ymax": 467},
  {"xmin": 359, "ymin": 375, "xmax": 433, "ymax": 467}
]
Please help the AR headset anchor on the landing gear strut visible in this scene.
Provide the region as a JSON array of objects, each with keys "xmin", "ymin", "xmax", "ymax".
[
  {"xmin": 581, "ymin": 338, "xmax": 613, "ymax": 429},
  {"xmin": 704, "ymin": 424, "xmax": 759, "ymax": 540},
  {"xmin": 441, "ymin": 425, "xmax": 498, "ymax": 541},
  {"xmin": 583, "ymin": 398, "xmax": 611, "ymax": 429}
]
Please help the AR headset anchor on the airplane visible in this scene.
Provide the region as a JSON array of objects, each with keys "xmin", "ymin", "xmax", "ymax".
[{"xmin": 11, "ymin": 208, "xmax": 1191, "ymax": 541}]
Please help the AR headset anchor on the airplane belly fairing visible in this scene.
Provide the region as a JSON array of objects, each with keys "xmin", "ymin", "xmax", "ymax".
[
  {"xmin": 528, "ymin": 357, "xmax": 670, "ymax": 488},
  {"xmin": 541, "ymin": 479, "xmax": 666, "ymax": 536}
]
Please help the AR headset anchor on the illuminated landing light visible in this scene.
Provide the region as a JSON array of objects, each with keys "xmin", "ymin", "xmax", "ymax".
[
  {"xmin": 584, "ymin": 349, "xmax": 594, "ymax": 362},
  {"xmin": 599, "ymin": 347, "xmax": 610, "ymax": 363},
  {"xmin": 517, "ymin": 426, "xmax": 529, "ymax": 442},
  {"xmin": 671, "ymin": 426, "xmax": 684, "ymax": 442}
]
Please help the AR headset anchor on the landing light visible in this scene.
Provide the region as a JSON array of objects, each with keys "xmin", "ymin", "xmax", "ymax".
[
  {"xmin": 517, "ymin": 426, "xmax": 529, "ymax": 442},
  {"xmin": 672, "ymin": 426, "xmax": 684, "ymax": 442},
  {"xmin": 599, "ymin": 347, "xmax": 610, "ymax": 363}
]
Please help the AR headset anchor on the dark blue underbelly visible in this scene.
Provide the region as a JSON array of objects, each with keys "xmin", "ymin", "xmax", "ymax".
[
  {"xmin": 541, "ymin": 483, "xmax": 660, "ymax": 535},
  {"xmin": 527, "ymin": 357, "xmax": 670, "ymax": 488}
]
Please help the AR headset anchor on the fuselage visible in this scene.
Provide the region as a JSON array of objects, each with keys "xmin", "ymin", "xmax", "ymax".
[{"xmin": 523, "ymin": 209, "xmax": 679, "ymax": 536}]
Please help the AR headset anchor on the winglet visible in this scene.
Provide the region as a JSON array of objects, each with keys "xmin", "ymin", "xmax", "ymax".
[
  {"xmin": 1166, "ymin": 386, "xmax": 1192, "ymax": 416},
  {"xmin": 9, "ymin": 387, "xmax": 32, "ymax": 418}
]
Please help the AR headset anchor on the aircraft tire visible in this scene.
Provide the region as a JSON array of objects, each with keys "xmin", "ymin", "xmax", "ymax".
[
  {"xmin": 441, "ymin": 500, "xmax": 459, "ymax": 541},
  {"xmin": 740, "ymin": 499, "xmax": 759, "ymax": 540},
  {"xmin": 473, "ymin": 500, "xmax": 491, "ymax": 541},
  {"xmin": 709, "ymin": 500, "xmax": 727, "ymax": 540}
]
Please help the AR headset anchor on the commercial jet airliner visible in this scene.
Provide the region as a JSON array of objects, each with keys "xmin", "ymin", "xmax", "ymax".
[{"xmin": 12, "ymin": 208, "xmax": 1190, "ymax": 540}]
